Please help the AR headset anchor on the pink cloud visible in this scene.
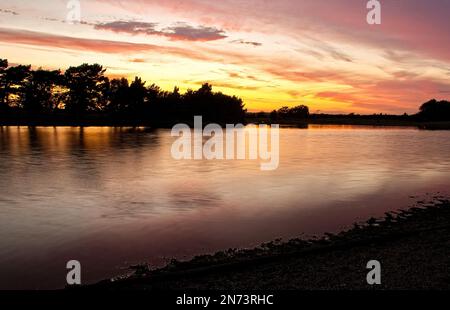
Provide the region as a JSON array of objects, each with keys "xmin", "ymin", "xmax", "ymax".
[
  {"xmin": 97, "ymin": 0, "xmax": 450, "ymax": 62},
  {"xmin": 0, "ymin": 27, "xmax": 211, "ymax": 61}
]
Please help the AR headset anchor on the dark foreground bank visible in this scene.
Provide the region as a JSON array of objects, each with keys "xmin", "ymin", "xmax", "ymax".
[{"xmin": 90, "ymin": 198, "xmax": 450, "ymax": 290}]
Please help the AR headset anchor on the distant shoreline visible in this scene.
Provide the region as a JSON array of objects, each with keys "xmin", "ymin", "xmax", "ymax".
[
  {"xmin": 250, "ymin": 116, "xmax": 450, "ymax": 130},
  {"xmin": 2, "ymin": 117, "xmax": 450, "ymax": 130},
  {"xmin": 88, "ymin": 198, "xmax": 450, "ymax": 290}
]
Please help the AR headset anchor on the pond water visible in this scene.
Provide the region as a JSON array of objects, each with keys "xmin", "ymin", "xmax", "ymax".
[{"xmin": 1, "ymin": 125, "xmax": 450, "ymax": 289}]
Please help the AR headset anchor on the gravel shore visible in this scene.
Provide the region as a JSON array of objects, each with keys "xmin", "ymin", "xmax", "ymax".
[{"xmin": 92, "ymin": 198, "xmax": 450, "ymax": 290}]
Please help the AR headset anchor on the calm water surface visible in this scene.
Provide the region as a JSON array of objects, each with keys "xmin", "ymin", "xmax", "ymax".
[{"xmin": 1, "ymin": 125, "xmax": 450, "ymax": 289}]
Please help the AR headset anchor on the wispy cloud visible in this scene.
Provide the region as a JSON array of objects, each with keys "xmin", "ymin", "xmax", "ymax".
[
  {"xmin": 95, "ymin": 20, "xmax": 227, "ymax": 41},
  {"xmin": 0, "ymin": 8, "xmax": 19, "ymax": 15},
  {"xmin": 95, "ymin": 21, "xmax": 159, "ymax": 35},
  {"xmin": 129, "ymin": 58, "xmax": 146, "ymax": 63},
  {"xmin": 163, "ymin": 23, "xmax": 227, "ymax": 41},
  {"xmin": 231, "ymin": 39, "xmax": 262, "ymax": 47},
  {"xmin": 0, "ymin": 27, "xmax": 212, "ymax": 61}
]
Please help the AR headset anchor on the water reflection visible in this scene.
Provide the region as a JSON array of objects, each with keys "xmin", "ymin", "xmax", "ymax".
[{"xmin": 1, "ymin": 126, "xmax": 450, "ymax": 289}]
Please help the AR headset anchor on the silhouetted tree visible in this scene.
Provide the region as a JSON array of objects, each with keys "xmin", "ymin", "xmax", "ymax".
[
  {"xmin": 63, "ymin": 64, "xmax": 108, "ymax": 115},
  {"xmin": 181, "ymin": 83, "xmax": 245, "ymax": 123},
  {"xmin": 164, "ymin": 86, "xmax": 182, "ymax": 108},
  {"xmin": 0, "ymin": 64, "xmax": 31, "ymax": 108},
  {"xmin": 128, "ymin": 77, "xmax": 147, "ymax": 114},
  {"xmin": 147, "ymin": 83, "xmax": 162, "ymax": 104},
  {"xmin": 290, "ymin": 105, "xmax": 309, "ymax": 118},
  {"xmin": 270, "ymin": 110, "xmax": 278, "ymax": 121},
  {"xmin": 277, "ymin": 106, "xmax": 290, "ymax": 118},
  {"xmin": 197, "ymin": 83, "xmax": 213, "ymax": 96},
  {"xmin": 147, "ymin": 83, "xmax": 164, "ymax": 115},
  {"xmin": 21, "ymin": 69, "xmax": 62, "ymax": 112},
  {"xmin": 0, "ymin": 59, "xmax": 7, "ymax": 109},
  {"xmin": 418, "ymin": 99, "xmax": 450, "ymax": 121},
  {"xmin": 276, "ymin": 105, "xmax": 309, "ymax": 119},
  {"xmin": 107, "ymin": 78, "xmax": 129, "ymax": 113}
]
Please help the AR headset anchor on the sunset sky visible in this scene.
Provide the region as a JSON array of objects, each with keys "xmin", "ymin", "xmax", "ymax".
[{"xmin": 1, "ymin": 0, "xmax": 449, "ymax": 113}]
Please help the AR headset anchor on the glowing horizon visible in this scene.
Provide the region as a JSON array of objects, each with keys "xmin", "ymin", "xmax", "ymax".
[{"xmin": 1, "ymin": 0, "xmax": 449, "ymax": 114}]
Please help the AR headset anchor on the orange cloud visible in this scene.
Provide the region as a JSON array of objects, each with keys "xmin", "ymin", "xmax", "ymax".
[{"xmin": 0, "ymin": 27, "xmax": 212, "ymax": 61}]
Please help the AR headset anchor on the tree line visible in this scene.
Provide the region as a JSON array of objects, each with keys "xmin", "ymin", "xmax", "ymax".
[
  {"xmin": 0, "ymin": 59, "xmax": 246, "ymax": 124},
  {"xmin": 1, "ymin": 58, "xmax": 449, "ymax": 125}
]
